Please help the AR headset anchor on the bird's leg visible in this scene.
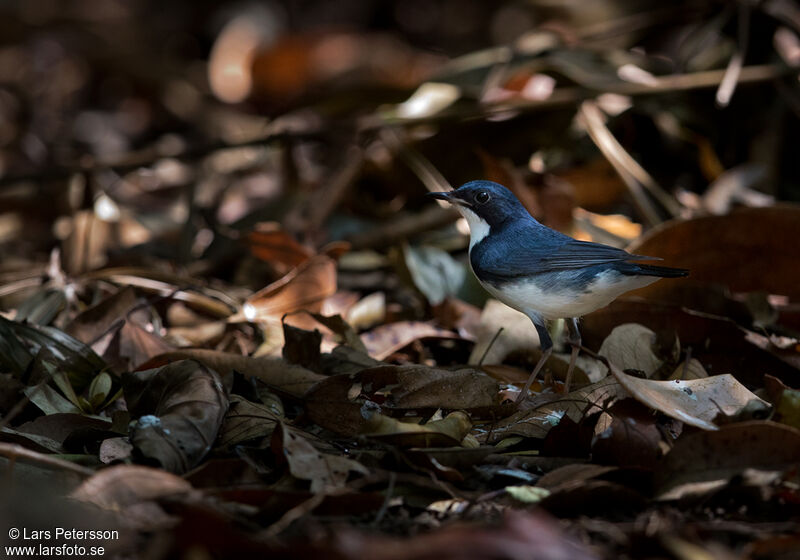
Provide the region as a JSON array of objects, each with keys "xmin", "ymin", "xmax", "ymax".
[
  {"xmin": 564, "ymin": 317, "xmax": 582, "ymax": 394},
  {"xmin": 516, "ymin": 320, "xmax": 553, "ymax": 404}
]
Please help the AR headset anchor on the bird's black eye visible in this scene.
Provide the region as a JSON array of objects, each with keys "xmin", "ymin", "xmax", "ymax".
[{"xmin": 475, "ymin": 191, "xmax": 490, "ymax": 204}]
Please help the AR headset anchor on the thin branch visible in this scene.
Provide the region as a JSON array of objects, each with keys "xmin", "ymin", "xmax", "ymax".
[{"xmin": 0, "ymin": 443, "xmax": 95, "ymax": 477}]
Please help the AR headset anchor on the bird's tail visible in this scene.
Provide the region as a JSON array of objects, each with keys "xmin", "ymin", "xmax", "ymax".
[{"xmin": 634, "ymin": 263, "xmax": 689, "ymax": 278}]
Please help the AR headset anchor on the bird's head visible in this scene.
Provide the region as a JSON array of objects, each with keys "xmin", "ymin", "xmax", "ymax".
[{"xmin": 427, "ymin": 180, "xmax": 531, "ymax": 237}]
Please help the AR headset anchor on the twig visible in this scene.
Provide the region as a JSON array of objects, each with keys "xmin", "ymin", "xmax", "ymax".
[
  {"xmin": 372, "ymin": 471, "xmax": 396, "ymax": 526},
  {"xmin": 578, "ymin": 100, "xmax": 680, "ymax": 225},
  {"xmin": 260, "ymin": 486, "xmax": 355, "ymax": 539},
  {"xmin": 363, "ymin": 63, "xmax": 791, "ymax": 129},
  {"xmin": 345, "ymin": 205, "xmax": 458, "ymax": 250},
  {"xmin": 0, "ymin": 443, "xmax": 95, "ymax": 477},
  {"xmin": 716, "ymin": 3, "xmax": 751, "ymax": 107},
  {"xmin": 380, "ymin": 128, "xmax": 453, "ymax": 193},
  {"xmin": 0, "ymin": 130, "xmax": 322, "ymax": 189},
  {"xmin": 478, "ymin": 327, "xmax": 505, "ymax": 366},
  {"xmin": 305, "ymin": 145, "xmax": 366, "ymax": 234}
]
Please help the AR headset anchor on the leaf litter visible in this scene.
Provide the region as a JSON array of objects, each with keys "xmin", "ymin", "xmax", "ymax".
[{"xmin": 1, "ymin": 3, "xmax": 800, "ymax": 558}]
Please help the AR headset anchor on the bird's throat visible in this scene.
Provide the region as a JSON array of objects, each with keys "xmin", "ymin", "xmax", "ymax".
[{"xmin": 459, "ymin": 207, "xmax": 491, "ymax": 251}]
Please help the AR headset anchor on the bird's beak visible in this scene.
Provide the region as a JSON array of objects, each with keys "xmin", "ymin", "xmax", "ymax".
[
  {"xmin": 426, "ymin": 191, "xmax": 452, "ymax": 202},
  {"xmin": 427, "ymin": 191, "xmax": 471, "ymax": 207}
]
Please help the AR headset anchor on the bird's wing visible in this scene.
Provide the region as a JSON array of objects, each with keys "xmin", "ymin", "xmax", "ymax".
[
  {"xmin": 471, "ymin": 225, "xmax": 659, "ymax": 281},
  {"xmin": 538, "ymin": 240, "xmax": 659, "ymax": 272}
]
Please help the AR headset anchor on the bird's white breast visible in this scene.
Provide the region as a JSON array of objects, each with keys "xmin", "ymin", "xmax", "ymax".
[{"xmin": 480, "ymin": 270, "xmax": 659, "ymax": 320}]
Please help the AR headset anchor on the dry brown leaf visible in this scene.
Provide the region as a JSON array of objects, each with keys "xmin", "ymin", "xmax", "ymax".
[
  {"xmin": 581, "ymin": 300, "xmax": 800, "ymax": 388},
  {"xmin": 124, "ymin": 360, "xmax": 229, "ymax": 473},
  {"xmin": 230, "ymin": 254, "xmax": 337, "ymax": 323},
  {"xmin": 608, "ymin": 366, "xmax": 769, "ymax": 430},
  {"xmin": 361, "ymin": 321, "xmax": 459, "ymax": 360},
  {"xmin": 628, "ymin": 206, "xmax": 800, "ymax": 301},
  {"xmin": 140, "ymin": 349, "xmax": 325, "ymax": 397},
  {"xmin": 118, "ymin": 320, "xmax": 176, "ymax": 370},
  {"xmin": 245, "ymin": 224, "xmax": 314, "ymax": 268},
  {"xmin": 273, "ymin": 423, "xmax": 368, "ymax": 492},
  {"xmin": 376, "ymin": 365, "xmax": 501, "ymax": 410},
  {"xmin": 598, "ymin": 323, "xmax": 664, "ymax": 378},
  {"xmin": 218, "ymin": 395, "xmax": 281, "ymax": 449},
  {"xmin": 655, "ymin": 421, "xmax": 800, "ymax": 500},
  {"xmin": 65, "ymin": 286, "xmax": 139, "ymax": 344},
  {"xmin": 362, "ymin": 410, "xmax": 473, "ymax": 448},
  {"xmin": 71, "ymin": 464, "xmax": 196, "ymax": 530}
]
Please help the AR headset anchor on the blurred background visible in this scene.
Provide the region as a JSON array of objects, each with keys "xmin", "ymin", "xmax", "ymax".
[
  {"xmin": 0, "ymin": 0, "xmax": 799, "ymax": 334},
  {"xmin": 2, "ymin": 3, "xmax": 800, "ymax": 557}
]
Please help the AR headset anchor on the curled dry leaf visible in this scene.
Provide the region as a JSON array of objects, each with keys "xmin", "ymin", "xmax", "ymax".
[
  {"xmin": 65, "ymin": 286, "xmax": 138, "ymax": 344},
  {"xmin": 71, "ymin": 464, "xmax": 197, "ymax": 530},
  {"xmin": 123, "ymin": 360, "xmax": 229, "ymax": 473},
  {"xmin": 655, "ymin": 421, "xmax": 800, "ymax": 500},
  {"xmin": 217, "ymin": 395, "xmax": 281, "ymax": 450},
  {"xmin": 231, "ymin": 254, "xmax": 337, "ymax": 323},
  {"xmin": 360, "ymin": 321, "xmax": 459, "ymax": 361},
  {"xmin": 245, "ymin": 225, "xmax": 314, "ymax": 268},
  {"xmin": 140, "ymin": 349, "xmax": 325, "ymax": 397},
  {"xmin": 64, "ymin": 285, "xmax": 176, "ymax": 371},
  {"xmin": 598, "ymin": 323, "xmax": 665, "ymax": 378},
  {"xmin": 608, "ymin": 365, "xmax": 770, "ymax": 431},
  {"xmin": 362, "ymin": 410, "xmax": 474, "ymax": 448},
  {"xmin": 272, "ymin": 423, "xmax": 368, "ymax": 492}
]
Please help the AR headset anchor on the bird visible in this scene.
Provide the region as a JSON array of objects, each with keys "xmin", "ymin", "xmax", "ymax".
[{"xmin": 428, "ymin": 180, "xmax": 688, "ymax": 402}]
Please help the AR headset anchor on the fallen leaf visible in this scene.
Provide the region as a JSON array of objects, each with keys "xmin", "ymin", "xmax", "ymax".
[
  {"xmin": 505, "ymin": 485, "xmax": 551, "ymax": 504},
  {"xmin": 71, "ymin": 464, "xmax": 196, "ymax": 530},
  {"xmin": 345, "ymin": 291, "xmax": 386, "ymax": 331},
  {"xmin": 655, "ymin": 421, "xmax": 800, "ymax": 500},
  {"xmin": 124, "ymin": 360, "xmax": 229, "ymax": 473},
  {"xmin": 381, "ymin": 365, "xmax": 501, "ymax": 410},
  {"xmin": 628, "ymin": 206, "xmax": 800, "ymax": 301},
  {"xmin": 468, "ymin": 299, "xmax": 539, "ymax": 365},
  {"xmin": 140, "ymin": 349, "xmax": 325, "ymax": 397},
  {"xmin": 245, "ymin": 224, "xmax": 314, "ymax": 268},
  {"xmin": 608, "ymin": 367, "xmax": 770, "ymax": 430},
  {"xmin": 272, "ymin": 423, "xmax": 368, "ymax": 492},
  {"xmin": 0, "ymin": 315, "xmax": 106, "ymax": 389},
  {"xmin": 361, "ymin": 321, "xmax": 460, "ymax": 360},
  {"xmin": 305, "ymin": 365, "xmax": 501, "ymax": 436},
  {"xmin": 232, "ymin": 254, "xmax": 337, "ymax": 322},
  {"xmin": 598, "ymin": 323, "xmax": 665, "ymax": 378},
  {"xmin": 99, "ymin": 437, "xmax": 134, "ymax": 464},
  {"xmin": 217, "ymin": 395, "xmax": 281, "ymax": 449},
  {"xmin": 582, "ymin": 301, "xmax": 800, "ymax": 388},
  {"xmin": 281, "ymin": 322, "xmax": 322, "ymax": 371},
  {"xmin": 590, "ymin": 399, "xmax": 670, "ymax": 470},
  {"xmin": 362, "ymin": 410, "xmax": 473, "ymax": 448},
  {"xmin": 65, "ymin": 286, "xmax": 139, "ymax": 344}
]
